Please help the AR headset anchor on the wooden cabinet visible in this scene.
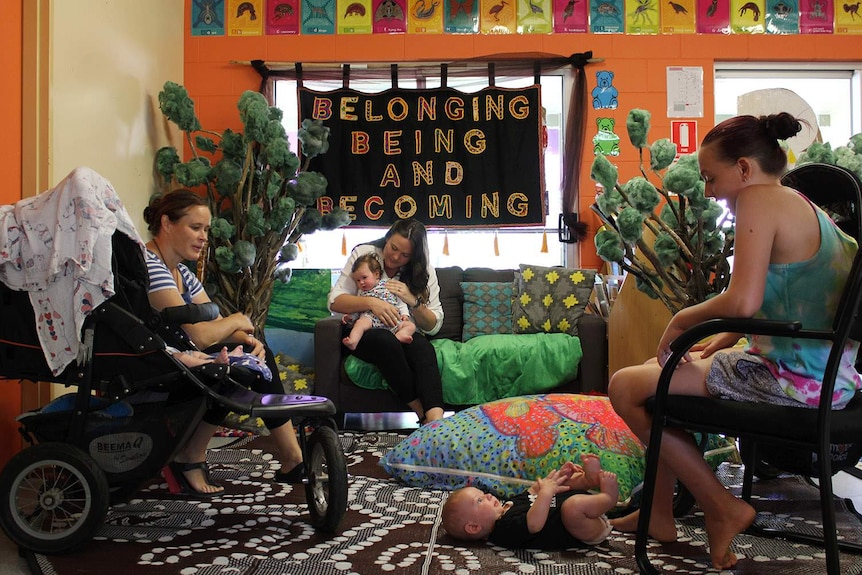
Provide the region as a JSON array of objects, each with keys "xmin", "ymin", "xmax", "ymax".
[{"xmin": 607, "ymin": 273, "xmax": 672, "ymax": 376}]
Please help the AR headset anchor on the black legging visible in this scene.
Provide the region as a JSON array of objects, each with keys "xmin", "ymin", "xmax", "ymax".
[
  {"xmin": 201, "ymin": 343, "xmax": 291, "ymax": 430},
  {"xmin": 345, "ymin": 326, "xmax": 444, "ymax": 411}
]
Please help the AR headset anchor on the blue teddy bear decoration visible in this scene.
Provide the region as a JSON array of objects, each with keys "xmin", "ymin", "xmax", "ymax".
[{"xmin": 592, "ymin": 70, "xmax": 619, "ymax": 110}]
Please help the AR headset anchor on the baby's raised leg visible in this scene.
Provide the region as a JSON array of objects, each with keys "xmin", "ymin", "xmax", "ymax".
[
  {"xmin": 394, "ymin": 318, "xmax": 415, "ymax": 344},
  {"xmin": 343, "ymin": 316, "xmax": 372, "ymax": 351},
  {"xmin": 561, "ymin": 471, "xmax": 620, "ymax": 544}
]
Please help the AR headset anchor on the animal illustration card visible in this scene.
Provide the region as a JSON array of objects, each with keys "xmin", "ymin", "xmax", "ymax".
[
  {"xmin": 373, "ymin": 0, "xmax": 408, "ymax": 32},
  {"xmin": 661, "ymin": 0, "xmax": 696, "ymax": 32},
  {"xmin": 590, "ymin": 0, "xmax": 625, "ymax": 31},
  {"xmin": 835, "ymin": 0, "xmax": 862, "ymax": 33},
  {"xmin": 338, "ymin": 0, "xmax": 373, "ymax": 32},
  {"xmin": 799, "ymin": 0, "xmax": 833, "ymax": 33},
  {"xmin": 445, "ymin": 0, "xmax": 480, "ymax": 32},
  {"xmin": 228, "ymin": 0, "xmax": 264, "ymax": 34},
  {"xmin": 625, "ymin": 0, "xmax": 660, "ymax": 33},
  {"xmin": 730, "ymin": 0, "xmax": 765, "ymax": 32},
  {"xmin": 765, "ymin": 0, "xmax": 799, "ymax": 33},
  {"xmin": 192, "ymin": 0, "xmax": 226, "ymax": 35},
  {"xmin": 553, "ymin": 0, "xmax": 588, "ymax": 32},
  {"xmin": 517, "ymin": 0, "xmax": 554, "ymax": 32},
  {"xmin": 481, "ymin": 0, "xmax": 517, "ymax": 32},
  {"xmin": 266, "ymin": 0, "xmax": 299, "ymax": 33},
  {"xmin": 408, "ymin": 0, "xmax": 445, "ymax": 32},
  {"xmin": 696, "ymin": 0, "xmax": 730, "ymax": 32},
  {"xmin": 302, "ymin": 0, "xmax": 337, "ymax": 32}
]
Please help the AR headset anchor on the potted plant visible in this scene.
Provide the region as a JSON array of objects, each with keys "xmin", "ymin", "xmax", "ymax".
[
  {"xmin": 155, "ymin": 81, "xmax": 350, "ymax": 335},
  {"xmin": 590, "ymin": 109, "xmax": 734, "ymax": 315}
]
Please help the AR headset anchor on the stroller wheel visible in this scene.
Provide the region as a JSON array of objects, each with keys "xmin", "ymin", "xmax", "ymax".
[
  {"xmin": 304, "ymin": 426, "xmax": 348, "ymax": 533},
  {"xmin": 0, "ymin": 442, "xmax": 109, "ymax": 554}
]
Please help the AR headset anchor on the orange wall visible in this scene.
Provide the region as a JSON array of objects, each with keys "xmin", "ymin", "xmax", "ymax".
[
  {"xmin": 0, "ymin": 1, "xmax": 24, "ymax": 466},
  {"xmin": 183, "ymin": 0, "xmax": 862, "ymax": 270}
]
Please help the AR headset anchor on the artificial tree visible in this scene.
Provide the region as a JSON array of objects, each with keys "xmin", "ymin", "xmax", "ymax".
[
  {"xmin": 590, "ymin": 109, "xmax": 734, "ymax": 315},
  {"xmin": 155, "ymin": 81, "xmax": 350, "ymax": 335}
]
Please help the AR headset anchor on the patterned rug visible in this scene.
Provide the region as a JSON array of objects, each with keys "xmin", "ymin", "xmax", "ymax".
[{"xmin": 25, "ymin": 431, "xmax": 862, "ymax": 575}]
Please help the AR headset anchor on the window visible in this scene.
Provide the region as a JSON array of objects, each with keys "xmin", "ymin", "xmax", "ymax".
[
  {"xmin": 274, "ymin": 73, "xmax": 569, "ymax": 270},
  {"xmin": 715, "ymin": 64, "xmax": 861, "ymax": 150}
]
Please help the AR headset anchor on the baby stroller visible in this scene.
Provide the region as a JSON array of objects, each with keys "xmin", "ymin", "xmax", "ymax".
[{"xmin": 0, "ymin": 170, "xmax": 348, "ymax": 554}]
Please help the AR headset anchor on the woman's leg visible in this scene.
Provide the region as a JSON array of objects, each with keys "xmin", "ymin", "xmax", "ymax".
[
  {"xmin": 173, "ymin": 421, "xmax": 224, "ymax": 494},
  {"xmin": 402, "ymin": 334, "xmax": 444, "ymax": 421},
  {"xmin": 608, "ymin": 358, "xmax": 756, "ymax": 569},
  {"xmin": 351, "ymin": 328, "xmax": 421, "ymax": 410}
]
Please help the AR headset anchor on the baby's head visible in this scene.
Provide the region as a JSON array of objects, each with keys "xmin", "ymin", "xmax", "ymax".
[
  {"xmin": 442, "ymin": 486, "xmax": 504, "ymax": 541},
  {"xmin": 351, "ymin": 254, "xmax": 383, "ymax": 291}
]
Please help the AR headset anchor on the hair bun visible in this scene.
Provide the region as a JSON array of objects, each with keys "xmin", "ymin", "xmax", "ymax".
[{"xmin": 761, "ymin": 112, "xmax": 802, "ymax": 142}]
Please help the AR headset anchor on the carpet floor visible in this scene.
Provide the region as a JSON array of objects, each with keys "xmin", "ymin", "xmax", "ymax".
[{"xmin": 25, "ymin": 431, "xmax": 862, "ymax": 575}]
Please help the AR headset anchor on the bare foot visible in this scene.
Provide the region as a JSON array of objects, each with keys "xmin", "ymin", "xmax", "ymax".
[
  {"xmin": 609, "ymin": 509, "xmax": 678, "ymax": 542},
  {"xmin": 704, "ymin": 498, "xmax": 756, "ymax": 569},
  {"xmin": 580, "ymin": 454, "xmax": 602, "ymax": 488},
  {"xmin": 215, "ymin": 346, "xmax": 230, "ymax": 364},
  {"xmin": 342, "ymin": 336, "xmax": 358, "ymax": 351},
  {"xmin": 395, "ymin": 332, "xmax": 413, "ymax": 344},
  {"xmin": 599, "ymin": 470, "xmax": 619, "ymax": 503}
]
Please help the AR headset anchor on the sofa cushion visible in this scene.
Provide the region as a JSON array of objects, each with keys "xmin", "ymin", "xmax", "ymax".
[
  {"xmin": 513, "ymin": 264, "xmax": 596, "ymax": 336},
  {"xmin": 379, "ymin": 393, "xmax": 645, "ymax": 503},
  {"xmin": 460, "ymin": 281, "xmax": 515, "ymax": 341},
  {"xmin": 432, "ymin": 266, "xmax": 464, "ymax": 341},
  {"xmin": 343, "ymin": 333, "xmax": 582, "ymax": 405}
]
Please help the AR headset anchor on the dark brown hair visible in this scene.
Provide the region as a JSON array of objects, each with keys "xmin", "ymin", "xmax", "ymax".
[
  {"xmin": 143, "ymin": 189, "xmax": 208, "ymax": 235},
  {"xmin": 369, "ymin": 219, "xmax": 430, "ymax": 299},
  {"xmin": 351, "ymin": 253, "xmax": 383, "ymax": 277},
  {"xmin": 701, "ymin": 112, "xmax": 804, "ymax": 176}
]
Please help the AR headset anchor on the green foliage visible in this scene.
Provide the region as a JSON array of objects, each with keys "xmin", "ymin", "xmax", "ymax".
[
  {"xmin": 796, "ymin": 132, "xmax": 862, "ymax": 181},
  {"xmin": 155, "ymin": 81, "xmax": 351, "ymax": 333},
  {"xmin": 591, "ymin": 109, "xmax": 734, "ymax": 314}
]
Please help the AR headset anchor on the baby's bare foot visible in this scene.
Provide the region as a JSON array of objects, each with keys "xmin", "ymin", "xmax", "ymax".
[
  {"xmin": 215, "ymin": 346, "xmax": 230, "ymax": 364},
  {"xmin": 599, "ymin": 471, "xmax": 619, "ymax": 503},
  {"xmin": 580, "ymin": 453, "xmax": 602, "ymax": 488},
  {"xmin": 396, "ymin": 333, "xmax": 413, "ymax": 344}
]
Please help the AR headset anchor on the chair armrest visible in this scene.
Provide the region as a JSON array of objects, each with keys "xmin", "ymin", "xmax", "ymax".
[
  {"xmin": 314, "ymin": 315, "xmax": 344, "ymax": 403},
  {"xmin": 577, "ymin": 313, "xmax": 608, "ymax": 393}
]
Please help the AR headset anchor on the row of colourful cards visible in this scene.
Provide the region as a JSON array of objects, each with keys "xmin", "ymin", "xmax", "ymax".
[{"xmin": 191, "ymin": 0, "xmax": 862, "ymax": 35}]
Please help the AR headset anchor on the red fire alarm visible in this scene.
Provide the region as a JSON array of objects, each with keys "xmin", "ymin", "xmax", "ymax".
[{"xmin": 671, "ymin": 121, "xmax": 697, "ymax": 155}]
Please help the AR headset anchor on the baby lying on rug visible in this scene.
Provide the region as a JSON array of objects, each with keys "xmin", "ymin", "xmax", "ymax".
[{"xmin": 441, "ymin": 454, "xmax": 618, "ymax": 549}]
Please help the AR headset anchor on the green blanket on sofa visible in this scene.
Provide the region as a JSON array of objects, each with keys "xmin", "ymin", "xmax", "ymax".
[{"xmin": 343, "ymin": 333, "xmax": 583, "ymax": 406}]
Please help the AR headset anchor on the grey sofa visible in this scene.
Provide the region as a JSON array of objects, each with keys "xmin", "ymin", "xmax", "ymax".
[{"xmin": 314, "ymin": 266, "xmax": 608, "ymax": 424}]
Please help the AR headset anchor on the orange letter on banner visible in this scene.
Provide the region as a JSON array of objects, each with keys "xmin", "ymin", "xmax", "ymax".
[
  {"xmin": 317, "ymin": 196, "xmax": 334, "ymax": 214},
  {"xmin": 510, "ymin": 95, "xmax": 530, "ymax": 119},
  {"xmin": 340, "ymin": 96, "xmax": 359, "ymax": 120},
  {"xmin": 428, "ymin": 195, "xmax": 452, "ymax": 219},
  {"xmin": 312, "ymin": 98, "xmax": 333, "ymax": 120},
  {"xmin": 388, "ymin": 97, "xmax": 409, "ymax": 121},
  {"xmin": 384, "ymin": 130, "xmax": 402, "ymax": 155},
  {"xmin": 365, "ymin": 100, "xmax": 383, "ymax": 122},
  {"xmin": 339, "ymin": 196, "xmax": 357, "ymax": 219},
  {"xmin": 434, "ymin": 129, "xmax": 453, "ymax": 154},
  {"xmin": 444, "ymin": 97, "xmax": 464, "ymax": 121},
  {"xmin": 444, "ymin": 162, "xmax": 463, "ymax": 185},
  {"xmin": 417, "ymin": 97, "xmax": 436, "ymax": 121},
  {"xmin": 364, "ymin": 196, "xmax": 384, "ymax": 220},
  {"xmin": 379, "ymin": 164, "xmax": 402, "ymax": 188},
  {"xmin": 507, "ymin": 192, "xmax": 529, "ymax": 217},
  {"xmin": 481, "ymin": 192, "xmax": 500, "ymax": 219},
  {"xmin": 464, "ymin": 130, "xmax": 486, "ymax": 154},
  {"xmin": 352, "ymin": 132, "xmax": 370, "ymax": 154},
  {"xmin": 394, "ymin": 195, "xmax": 418, "ymax": 219},
  {"xmin": 465, "ymin": 195, "xmax": 472, "ymax": 219},
  {"xmin": 412, "ymin": 161, "xmax": 434, "ymax": 186},
  {"xmin": 485, "ymin": 94, "xmax": 504, "ymax": 121}
]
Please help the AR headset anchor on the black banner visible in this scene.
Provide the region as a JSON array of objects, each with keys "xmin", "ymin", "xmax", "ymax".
[{"xmin": 299, "ymin": 85, "xmax": 544, "ymax": 227}]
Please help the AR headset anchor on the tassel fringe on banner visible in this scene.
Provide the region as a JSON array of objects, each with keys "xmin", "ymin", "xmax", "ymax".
[
  {"xmin": 442, "ymin": 231, "xmax": 449, "ymax": 256},
  {"xmin": 494, "ymin": 232, "xmax": 500, "ymax": 256},
  {"xmin": 341, "ymin": 231, "xmax": 347, "ymax": 256},
  {"xmin": 541, "ymin": 230, "xmax": 548, "ymax": 253}
]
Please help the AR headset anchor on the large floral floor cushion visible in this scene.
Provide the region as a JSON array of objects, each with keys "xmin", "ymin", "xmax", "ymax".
[{"xmin": 379, "ymin": 393, "xmax": 646, "ymax": 504}]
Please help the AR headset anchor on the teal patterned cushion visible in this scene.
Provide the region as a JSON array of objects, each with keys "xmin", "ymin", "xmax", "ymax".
[{"xmin": 460, "ymin": 281, "xmax": 514, "ymax": 341}]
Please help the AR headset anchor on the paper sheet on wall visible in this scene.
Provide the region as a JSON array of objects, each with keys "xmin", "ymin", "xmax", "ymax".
[{"xmin": 666, "ymin": 66, "xmax": 703, "ymax": 118}]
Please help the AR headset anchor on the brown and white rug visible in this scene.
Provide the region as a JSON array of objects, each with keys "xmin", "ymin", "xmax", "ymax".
[{"xmin": 25, "ymin": 431, "xmax": 862, "ymax": 575}]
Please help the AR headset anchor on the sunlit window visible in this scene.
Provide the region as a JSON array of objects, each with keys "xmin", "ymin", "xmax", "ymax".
[{"xmin": 274, "ymin": 74, "xmax": 567, "ymax": 270}]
